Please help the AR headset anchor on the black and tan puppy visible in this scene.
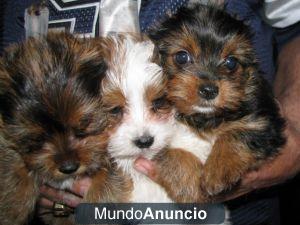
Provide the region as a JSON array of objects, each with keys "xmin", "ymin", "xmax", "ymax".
[
  {"xmin": 149, "ymin": 3, "xmax": 286, "ymax": 199},
  {"xmin": 0, "ymin": 33, "xmax": 127, "ymax": 225}
]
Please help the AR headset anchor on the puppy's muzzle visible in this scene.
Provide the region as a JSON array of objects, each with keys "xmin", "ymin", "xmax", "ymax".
[
  {"xmin": 199, "ymin": 84, "xmax": 219, "ymax": 100},
  {"xmin": 59, "ymin": 161, "xmax": 79, "ymax": 174}
]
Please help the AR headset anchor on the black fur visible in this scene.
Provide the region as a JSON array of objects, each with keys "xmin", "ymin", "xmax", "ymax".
[{"xmin": 149, "ymin": 3, "xmax": 286, "ymax": 195}]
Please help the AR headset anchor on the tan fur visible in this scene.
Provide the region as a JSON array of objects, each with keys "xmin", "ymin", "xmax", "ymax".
[
  {"xmin": 168, "ymin": 74, "xmax": 200, "ymax": 115},
  {"xmin": 154, "ymin": 149, "xmax": 206, "ymax": 203}
]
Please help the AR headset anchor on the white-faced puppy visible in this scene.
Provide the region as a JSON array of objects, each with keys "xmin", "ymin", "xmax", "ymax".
[{"xmin": 101, "ymin": 34, "xmax": 176, "ymax": 202}]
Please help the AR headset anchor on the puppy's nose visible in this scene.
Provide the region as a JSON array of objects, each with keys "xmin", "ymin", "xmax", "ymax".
[
  {"xmin": 199, "ymin": 84, "xmax": 219, "ymax": 100},
  {"xmin": 59, "ymin": 161, "xmax": 79, "ymax": 174},
  {"xmin": 133, "ymin": 135, "xmax": 154, "ymax": 149}
]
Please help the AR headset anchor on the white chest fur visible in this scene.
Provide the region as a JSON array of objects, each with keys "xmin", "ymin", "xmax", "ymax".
[
  {"xmin": 131, "ymin": 170, "xmax": 172, "ymax": 203},
  {"xmin": 170, "ymin": 121, "xmax": 214, "ymax": 164},
  {"xmin": 116, "ymin": 159, "xmax": 172, "ymax": 203}
]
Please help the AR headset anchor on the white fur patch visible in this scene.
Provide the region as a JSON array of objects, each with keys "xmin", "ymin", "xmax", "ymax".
[
  {"xmin": 131, "ymin": 172, "xmax": 171, "ymax": 203},
  {"xmin": 47, "ymin": 178, "xmax": 74, "ymax": 190},
  {"xmin": 193, "ymin": 106, "xmax": 215, "ymax": 114},
  {"xmin": 170, "ymin": 122, "xmax": 214, "ymax": 164}
]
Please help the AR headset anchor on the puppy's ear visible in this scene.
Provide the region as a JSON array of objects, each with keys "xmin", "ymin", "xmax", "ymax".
[
  {"xmin": 151, "ymin": 44, "xmax": 162, "ymax": 65},
  {"xmin": 77, "ymin": 58, "xmax": 107, "ymax": 97}
]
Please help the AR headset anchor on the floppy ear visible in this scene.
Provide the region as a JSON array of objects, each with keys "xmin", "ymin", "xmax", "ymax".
[
  {"xmin": 151, "ymin": 44, "xmax": 162, "ymax": 66},
  {"xmin": 77, "ymin": 58, "xmax": 108, "ymax": 97}
]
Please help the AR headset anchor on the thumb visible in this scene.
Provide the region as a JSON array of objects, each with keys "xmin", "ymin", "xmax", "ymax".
[{"xmin": 134, "ymin": 157, "xmax": 158, "ymax": 180}]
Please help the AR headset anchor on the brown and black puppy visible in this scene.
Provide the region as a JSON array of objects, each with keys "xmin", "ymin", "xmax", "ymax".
[
  {"xmin": 0, "ymin": 33, "xmax": 126, "ymax": 225},
  {"xmin": 149, "ymin": 3, "xmax": 286, "ymax": 200}
]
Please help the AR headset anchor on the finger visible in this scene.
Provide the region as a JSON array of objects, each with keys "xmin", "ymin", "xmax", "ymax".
[
  {"xmin": 134, "ymin": 157, "xmax": 157, "ymax": 179},
  {"xmin": 40, "ymin": 185, "xmax": 82, "ymax": 208},
  {"xmin": 38, "ymin": 197, "xmax": 54, "ymax": 209},
  {"xmin": 241, "ymin": 171, "xmax": 259, "ymax": 187},
  {"xmin": 69, "ymin": 177, "xmax": 92, "ymax": 197},
  {"xmin": 213, "ymin": 188, "xmax": 252, "ymax": 203},
  {"xmin": 37, "ymin": 206, "xmax": 53, "ymax": 217},
  {"xmin": 40, "ymin": 185, "xmax": 61, "ymax": 201},
  {"xmin": 62, "ymin": 194, "xmax": 82, "ymax": 208},
  {"xmin": 222, "ymin": 189, "xmax": 251, "ymax": 202},
  {"xmin": 40, "ymin": 185, "xmax": 66, "ymax": 202},
  {"xmin": 241, "ymin": 159, "xmax": 286, "ymax": 189}
]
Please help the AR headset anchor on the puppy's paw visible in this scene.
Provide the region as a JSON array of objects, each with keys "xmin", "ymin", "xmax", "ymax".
[{"xmin": 202, "ymin": 164, "xmax": 241, "ymax": 196}]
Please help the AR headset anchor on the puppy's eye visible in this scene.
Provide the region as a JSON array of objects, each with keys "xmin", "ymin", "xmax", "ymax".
[
  {"xmin": 79, "ymin": 117, "xmax": 91, "ymax": 129},
  {"xmin": 152, "ymin": 96, "xmax": 170, "ymax": 112},
  {"xmin": 224, "ymin": 56, "xmax": 238, "ymax": 71},
  {"xmin": 174, "ymin": 51, "xmax": 191, "ymax": 65},
  {"xmin": 23, "ymin": 135, "xmax": 45, "ymax": 153},
  {"xmin": 110, "ymin": 106, "xmax": 123, "ymax": 115},
  {"xmin": 74, "ymin": 129, "xmax": 89, "ymax": 139}
]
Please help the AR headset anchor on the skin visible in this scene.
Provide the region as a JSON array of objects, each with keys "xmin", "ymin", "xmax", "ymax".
[{"xmin": 38, "ymin": 35, "xmax": 300, "ymax": 209}]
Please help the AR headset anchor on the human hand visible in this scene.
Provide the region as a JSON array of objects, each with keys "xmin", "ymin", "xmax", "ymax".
[
  {"xmin": 38, "ymin": 177, "xmax": 92, "ymax": 209},
  {"xmin": 225, "ymin": 121, "xmax": 300, "ymax": 200}
]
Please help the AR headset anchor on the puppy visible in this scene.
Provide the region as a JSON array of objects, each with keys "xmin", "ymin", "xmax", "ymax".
[
  {"xmin": 100, "ymin": 33, "xmax": 176, "ymax": 203},
  {"xmin": 0, "ymin": 32, "xmax": 116, "ymax": 225},
  {"xmin": 149, "ymin": 3, "xmax": 286, "ymax": 199}
]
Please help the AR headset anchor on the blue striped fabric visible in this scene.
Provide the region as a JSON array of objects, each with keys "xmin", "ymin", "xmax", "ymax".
[
  {"xmin": 47, "ymin": 0, "xmax": 100, "ymax": 37},
  {"xmin": 48, "ymin": 2, "xmax": 98, "ymax": 35},
  {"xmin": 139, "ymin": 0, "xmax": 189, "ymax": 32}
]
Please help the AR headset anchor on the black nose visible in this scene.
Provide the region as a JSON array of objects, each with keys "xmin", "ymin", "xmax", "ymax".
[
  {"xmin": 59, "ymin": 161, "xmax": 79, "ymax": 174},
  {"xmin": 199, "ymin": 84, "xmax": 219, "ymax": 100},
  {"xmin": 133, "ymin": 135, "xmax": 154, "ymax": 149}
]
